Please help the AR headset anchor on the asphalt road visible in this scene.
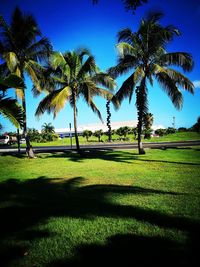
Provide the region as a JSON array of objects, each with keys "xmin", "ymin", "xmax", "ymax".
[{"xmin": 0, "ymin": 140, "xmax": 200, "ymax": 154}]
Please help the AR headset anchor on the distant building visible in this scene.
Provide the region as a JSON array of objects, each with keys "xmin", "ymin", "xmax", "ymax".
[{"xmin": 55, "ymin": 120, "xmax": 164, "ymax": 138}]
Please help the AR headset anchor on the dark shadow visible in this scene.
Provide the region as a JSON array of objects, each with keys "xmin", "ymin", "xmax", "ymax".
[
  {"xmin": 47, "ymin": 233, "xmax": 198, "ymax": 267},
  {"xmin": 0, "ymin": 177, "xmax": 199, "ymax": 266},
  {"xmin": 39, "ymin": 149, "xmax": 200, "ymax": 166}
]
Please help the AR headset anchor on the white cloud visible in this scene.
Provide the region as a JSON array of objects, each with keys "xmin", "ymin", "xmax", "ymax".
[{"xmin": 193, "ymin": 80, "xmax": 200, "ymax": 89}]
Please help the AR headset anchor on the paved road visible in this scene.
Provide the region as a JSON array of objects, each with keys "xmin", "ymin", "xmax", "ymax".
[{"xmin": 0, "ymin": 140, "xmax": 200, "ymax": 154}]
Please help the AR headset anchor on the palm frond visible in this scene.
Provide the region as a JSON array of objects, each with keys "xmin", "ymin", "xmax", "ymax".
[
  {"xmin": 88, "ymin": 100, "xmax": 103, "ymax": 122},
  {"xmin": 80, "ymin": 83, "xmax": 103, "ymax": 121},
  {"xmin": 27, "ymin": 37, "xmax": 53, "ymax": 62},
  {"xmin": 117, "ymin": 28, "xmax": 135, "ymax": 43},
  {"xmin": 3, "ymin": 52, "xmax": 19, "ymax": 72},
  {"xmin": 25, "ymin": 60, "xmax": 45, "ymax": 93},
  {"xmin": 159, "ymin": 52, "xmax": 194, "ymax": 72},
  {"xmin": 35, "ymin": 87, "xmax": 71, "ymax": 118},
  {"xmin": 77, "ymin": 55, "xmax": 96, "ymax": 79},
  {"xmin": 117, "ymin": 42, "xmax": 136, "ymax": 57},
  {"xmin": 0, "ymin": 74, "xmax": 25, "ymax": 89},
  {"xmin": 166, "ymin": 68, "xmax": 194, "ymax": 94},
  {"xmin": 113, "ymin": 66, "xmax": 144, "ymax": 107},
  {"xmin": 50, "ymin": 52, "xmax": 66, "ymax": 69},
  {"xmin": 0, "ymin": 96, "xmax": 24, "ymax": 128},
  {"xmin": 108, "ymin": 54, "xmax": 138, "ymax": 78},
  {"xmin": 91, "ymin": 72, "xmax": 116, "ymax": 90},
  {"xmin": 155, "ymin": 71, "xmax": 183, "ymax": 109},
  {"xmin": 76, "ymin": 47, "xmax": 91, "ymax": 60}
]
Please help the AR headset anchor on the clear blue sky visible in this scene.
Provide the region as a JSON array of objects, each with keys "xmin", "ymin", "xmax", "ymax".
[{"xmin": 1, "ymin": 0, "xmax": 200, "ymax": 131}]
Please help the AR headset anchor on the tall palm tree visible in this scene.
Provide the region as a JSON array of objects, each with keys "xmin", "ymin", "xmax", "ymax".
[
  {"xmin": 109, "ymin": 12, "xmax": 194, "ymax": 154},
  {"xmin": 0, "ymin": 7, "xmax": 52, "ymax": 152},
  {"xmin": 106, "ymin": 99, "xmax": 112, "ymax": 142},
  {"xmin": 35, "ymin": 49, "xmax": 115, "ymax": 153},
  {"xmin": 0, "ymin": 74, "xmax": 24, "ymax": 128}
]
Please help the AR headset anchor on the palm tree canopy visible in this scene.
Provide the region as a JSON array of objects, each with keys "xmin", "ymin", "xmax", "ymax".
[
  {"xmin": 41, "ymin": 122, "xmax": 55, "ymax": 134},
  {"xmin": 0, "ymin": 74, "xmax": 24, "ymax": 128},
  {"xmin": 36, "ymin": 48, "xmax": 116, "ymax": 121},
  {"xmin": 110, "ymin": 11, "xmax": 194, "ymax": 110},
  {"xmin": 92, "ymin": 0, "xmax": 148, "ymax": 13},
  {"xmin": 0, "ymin": 7, "xmax": 52, "ymax": 96}
]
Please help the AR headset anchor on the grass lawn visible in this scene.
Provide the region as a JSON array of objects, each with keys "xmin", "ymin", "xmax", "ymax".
[
  {"xmin": 0, "ymin": 147, "xmax": 199, "ymax": 266},
  {"xmin": 15, "ymin": 131, "xmax": 200, "ymax": 147}
]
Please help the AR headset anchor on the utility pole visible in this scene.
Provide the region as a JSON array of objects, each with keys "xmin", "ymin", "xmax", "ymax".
[
  {"xmin": 172, "ymin": 116, "xmax": 175, "ymax": 129},
  {"xmin": 69, "ymin": 123, "xmax": 72, "ymax": 149},
  {"xmin": 15, "ymin": 92, "xmax": 21, "ymax": 155}
]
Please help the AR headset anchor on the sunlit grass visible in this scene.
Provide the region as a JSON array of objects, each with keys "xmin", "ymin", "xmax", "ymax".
[{"xmin": 0, "ymin": 147, "xmax": 199, "ymax": 266}]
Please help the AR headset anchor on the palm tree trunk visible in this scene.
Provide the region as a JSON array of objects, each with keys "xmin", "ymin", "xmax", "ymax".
[
  {"xmin": 22, "ymin": 90, "xmax": 35, "ymax": 158},
  {"xmin": 73, "ymin": 95, "xmax": 80, "ymax": 153},
  {"xmin": 136, "ymin": 85, "xmax": 147, "ymax": 155},
  {"xmin": 106, "ymin": 100, "xmax": 112, "ymax": 142}
]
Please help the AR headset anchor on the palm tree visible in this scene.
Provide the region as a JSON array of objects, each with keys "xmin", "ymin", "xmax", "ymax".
[
  {"xmin": 109, "ymin": 12, "xmax": 194, "ymax": 154},
  {"xmin": 41, "ymin": 122, "xmax": 55, "ymax": 134},
  {"xmin": 92, "ymin": 0, "xmax": 148, "ymax": 12},
  {"xmin": 0, "ymin": 74, "xmax": 24, "ymax": 128},
  {"xmin": 35, "ymin": 49, "xmax": 115, "ymax": 153},
  {"xmin": 0, "ymin": 7, "xmax": 52, "ymax": 153}
]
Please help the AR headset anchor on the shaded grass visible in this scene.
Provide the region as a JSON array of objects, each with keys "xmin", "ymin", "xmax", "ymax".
[{"xmin": 0, "ymin": 148, "xmax": 199, "ymax": 266}]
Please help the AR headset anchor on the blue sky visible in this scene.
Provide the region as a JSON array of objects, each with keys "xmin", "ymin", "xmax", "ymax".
[{"xmin": 0, "ymin": 0, "xmax": 200, "ymax": 131}]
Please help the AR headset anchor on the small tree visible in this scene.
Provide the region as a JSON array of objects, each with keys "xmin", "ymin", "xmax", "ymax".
[
  {"xmin": 155, "ymin": 128, "xmax": 166, "ymax": 136},
  {"xmin": 190, "ymin": 117, "xmax": 200, "ymax": 132},
  {"xmin": 116, "ymin": 126, "xmax": 130, "ymax": 139},
  {"xmin": 83, "ymin": 130, "xmax": 93, "ymax": 142},
  {"xmin": 27, "ymin": 128, "xmax": 40, "ymax": 142},
  {"xmin": 166, "ymin": 127, "xmax": 176, "ymax": 134},
  {"xmin": 178, "ymin": 127, "xmax": 188, "ymax": 132},
  {"xmin": 42, "ymin": 123, "xmax": 55, "ymax": 134},
  {"xmin": 93, "ymin": 129, "xmax": 103, "ymax": 142}
]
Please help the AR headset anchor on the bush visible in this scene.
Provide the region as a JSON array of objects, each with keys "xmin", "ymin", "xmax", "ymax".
[
  {"xmin": 166, "ymin": 127, "xmax": 176, "ymax": 134},
  {"xmin": 178, "ymin": 127, "xmax": 188, "ymax": 132},
  {"xmin": 155, "ymin": 128, "xmax": 166, "ymax": 136}
]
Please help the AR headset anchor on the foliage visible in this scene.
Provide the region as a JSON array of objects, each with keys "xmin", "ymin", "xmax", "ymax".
[
  {"xmin": 109, "ymin": 11, "xmax": 194, "ymax": 154},
  {"xmin": 93, "ymin": 129, "xmax": 103, "ymax": 142},
  {"xmin": 27, "ymin": 128, "xmax": 40, "ymax": 142},
  {"xmin": 190, "ymin": 116, "xmax": 200, "ymax": 132},
  {"xmin": 0, "ymin": 74, "xmax": 25, "ymax": 128},
  {"xmin": 116, "ymin": 126, "xmax": 130, "ymax": 138},
  {"xmin": 27, "ymin": 127, "xmax": 59, "ymax": 143},
  {"xmin": 42, "ymin": 122, "xmax": 55, "ymax": 134},
  {"xmin": 178, "ymin": 127, "xmax": 188, "ymax": 132},
  {"xmin": 166, "ymin": 127, "xmax": 176, "ymax": 134},
  {"xmin": 35, "ymin": 48, "xmax": 115, "ymax": 152},
  {"xmin": 92, "ymin": 0, "xmax": 148, "ymax": 13},
  {"xmin": 83, "ymin": 130, "xmax": 93, "ymax": 141},
  {"xmin": 155, "ymin": 128, "xmax": 166, "ymax": 136},
  {"xmin": 0, "ymin": 7, "xmax": 52, "ymax": 151}
]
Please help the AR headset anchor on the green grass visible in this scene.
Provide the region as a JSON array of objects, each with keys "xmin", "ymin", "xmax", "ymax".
[
  {"xmin": 15, "ymin": 131, "xmax": 200, "ymax": 147},
  {"xmin": 0, "ymin": 147, "xmax": 199, "ymax": 266}
]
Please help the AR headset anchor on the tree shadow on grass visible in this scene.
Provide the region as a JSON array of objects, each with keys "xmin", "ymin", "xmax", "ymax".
[
  {"xmin": 47, "ymin": 233, "xmax": 196, "ymax": 267},
  {"xmin": 40, "ymin": 149, "xmax": 200, "ymax": 166},
  {"xmin": 0, "ymin": 177, "xmax": 199, "ymax": 266}
]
